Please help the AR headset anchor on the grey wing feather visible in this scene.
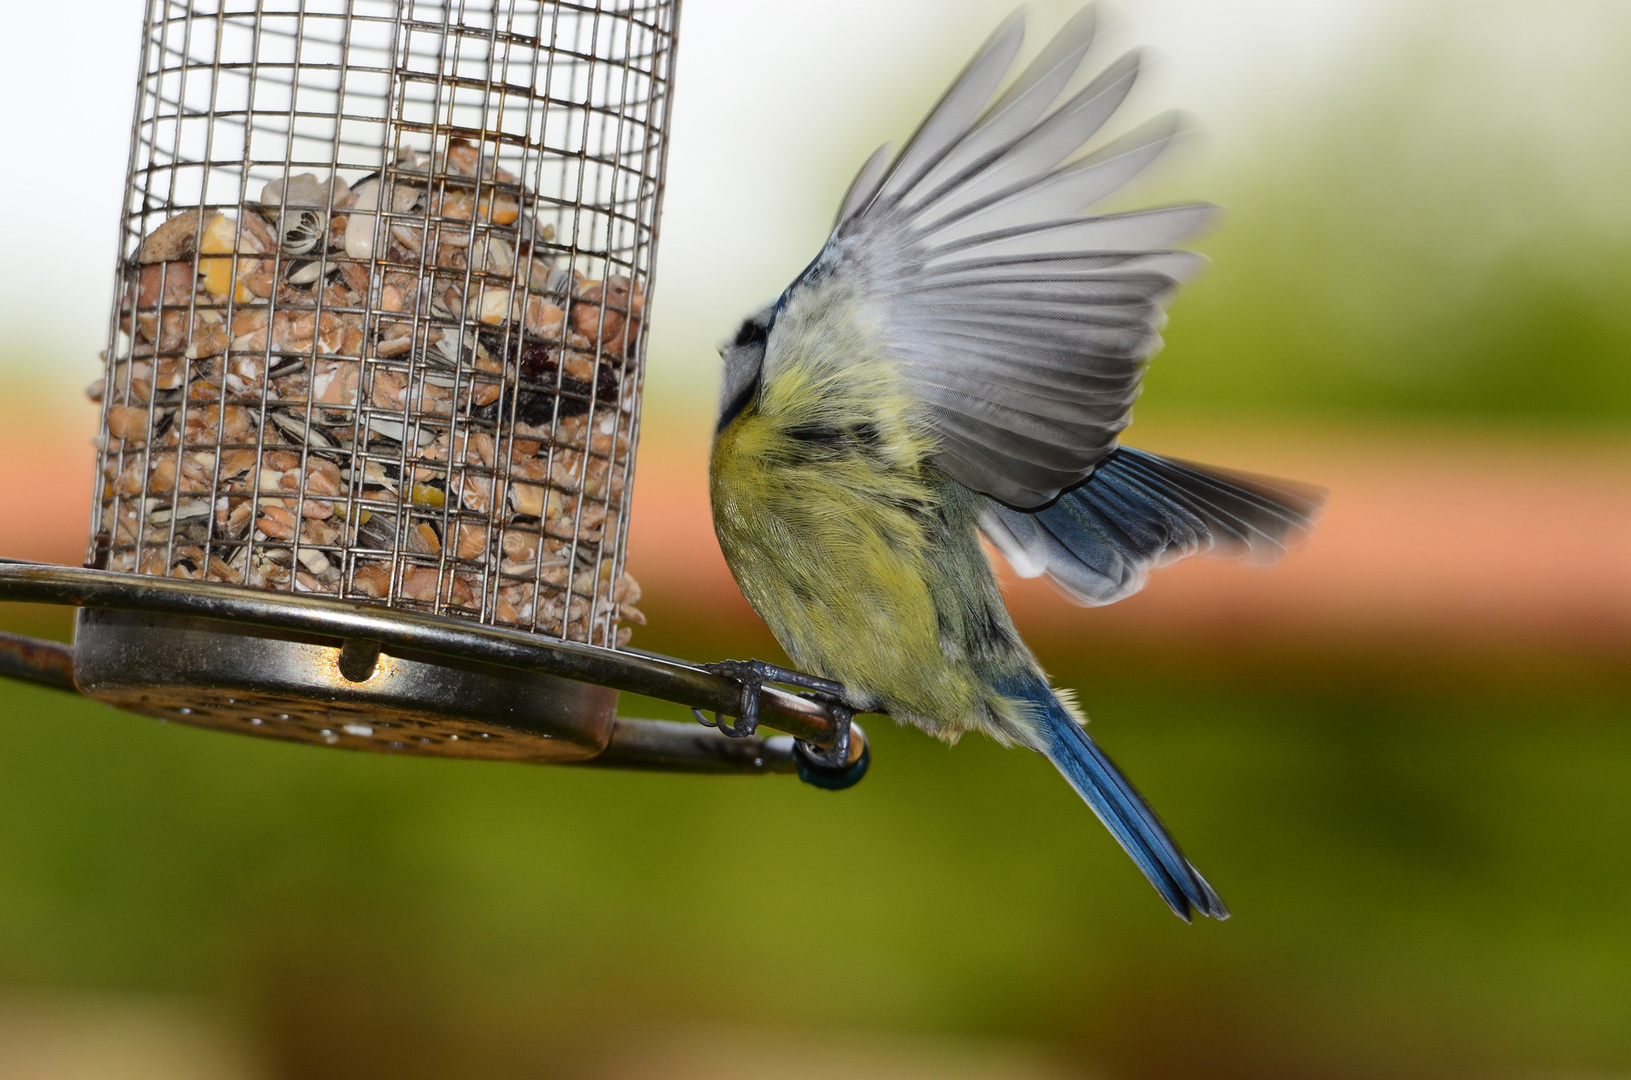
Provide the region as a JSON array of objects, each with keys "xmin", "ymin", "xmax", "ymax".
[
  {"xmin": 912, "ymin": 250, "xmax": 1209, "ymax": 287},
  {"xmin": 865, "ymin": 14, "xmax": 1027, "ymax": 216},
  {"xmin": 834, "ymin": 143, "xmax": 893, "ymax": 230},
  {"xmin": 921, "ymin": 205, "xmax": 1219, "ymax": 268},
  {"xmin": 911, "ymin": 49, "xmax": 1145, "ymax": 223},
  {"xmin": 810, "ymin": 12, "xmax": 1218, "ymax": 508},
  {"xmin": 909, "ymin": 8, "xmax": 1099, "ymax": 204},
  {"xmin": 921, "ymin": 115, "xmax": 1188, "ymax": 245}
]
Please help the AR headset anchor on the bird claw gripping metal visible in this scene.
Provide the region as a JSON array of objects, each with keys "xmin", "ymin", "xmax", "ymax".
[
  {"xmin": 792, "ymin": 694, "xmax": 854, "ymax": 771},
  {"xmin": 692, "ymin": 659, "xmax": 854, "ymax": 765}
]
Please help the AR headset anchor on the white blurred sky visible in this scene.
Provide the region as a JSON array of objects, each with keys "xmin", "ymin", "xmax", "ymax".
[{"xmin": 0, "ymin": 0, "xmax": 1623, "ymax": 395}]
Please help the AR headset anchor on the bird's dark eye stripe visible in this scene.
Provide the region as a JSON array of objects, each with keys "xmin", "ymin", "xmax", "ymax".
[
  {"xmin": 733, "ymin": 318, "xmax": 768, "ymax": 348},
  {"xmin": 785, "ymin": 423, "xmax": 840, "ymax": 444},
  {"xmin": 785, "ymin": 421, "xmax": 885, "ymax": 449}
]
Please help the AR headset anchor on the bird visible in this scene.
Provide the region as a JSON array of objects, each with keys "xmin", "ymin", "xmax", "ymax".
[{"xmin": 702, "ymin": 7, "xmax": 1323, "ymax": 922}]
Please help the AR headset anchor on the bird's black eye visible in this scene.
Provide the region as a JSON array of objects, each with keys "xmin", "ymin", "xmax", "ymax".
[{"xmin": 733, "ymin": 316, "xmax": 768, "ymax": 349}]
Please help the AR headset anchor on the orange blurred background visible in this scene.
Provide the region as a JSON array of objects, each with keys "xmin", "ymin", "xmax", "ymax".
[{"xmin": 13, "ymin": 400, "xmax": 1627, "ymax": 664}]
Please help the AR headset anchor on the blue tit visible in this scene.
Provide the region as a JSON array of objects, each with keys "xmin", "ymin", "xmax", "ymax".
[{"xmin": 706, "ymin": 7, "xmax": 1323, "ymax": 921}]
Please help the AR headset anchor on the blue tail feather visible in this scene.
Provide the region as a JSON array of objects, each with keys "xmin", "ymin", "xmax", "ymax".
[{"xmin": 1005, "ymin": 672, "xmax": 1228, "ymax": 922}]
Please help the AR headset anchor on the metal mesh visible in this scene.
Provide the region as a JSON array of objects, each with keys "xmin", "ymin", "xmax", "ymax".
[{"xmin": 89, "ymin": 0, "xmax": 675, "ymax": 648}]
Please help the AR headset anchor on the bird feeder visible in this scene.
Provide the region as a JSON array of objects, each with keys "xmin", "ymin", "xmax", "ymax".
[{"xmin": 0, "ymin": 0, "xmax": 866, "ymax": 787}]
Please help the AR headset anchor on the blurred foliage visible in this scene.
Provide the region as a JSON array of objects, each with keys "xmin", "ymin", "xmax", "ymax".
[
  {"xmin": 1131, "ymin": 7, "xmax": 1631, "ymax": 427},
  {"xmin": 1150, "ymin": 137, "xmax": 1631, "ymax": 426},
  {"xmin": 2, "ymin": 607, "xmax": 1631, "ymax": 1079}
]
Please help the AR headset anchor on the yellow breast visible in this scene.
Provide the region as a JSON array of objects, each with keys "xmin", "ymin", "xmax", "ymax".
[{"xmin": 709, "ymin": 348, "xmax": 983, "ymax": 725}]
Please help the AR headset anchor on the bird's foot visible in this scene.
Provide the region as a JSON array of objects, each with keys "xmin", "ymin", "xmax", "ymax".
[
  {"xmin": 791, "ymin": 691, "xmax": 855, "ymax": 772},
  {"xmin": 691, "ymin": 658, "xmax": 849, "ymax": 741},
  {"xmin": 693, "ymin": 659, "xmax": 868, "ymax": 790}
]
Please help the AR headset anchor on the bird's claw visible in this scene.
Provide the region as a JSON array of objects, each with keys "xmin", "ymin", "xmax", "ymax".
[
  {"xmin": 692, "ymin": 659, "xmax": 853, "ymax": 759},
  {"xmin": 690, "ymin": 659, "xmax": 764, "ymax": 737},
  {"xmin": 793, "ymin": 693, "xmax": 854, "ymax": 771},
  {"xmin": 690, "ymin": 705, "xmax": 758, "ymax": 739}
]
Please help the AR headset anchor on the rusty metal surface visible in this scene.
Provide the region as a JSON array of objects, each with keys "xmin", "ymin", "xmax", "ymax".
[
  {"xmin": 0, "ymin": 631, "xmax": 75, "ymax": 693},
  {"xmin": 587, "ymin": 718, "xmax": 800, "ymax": 774}
]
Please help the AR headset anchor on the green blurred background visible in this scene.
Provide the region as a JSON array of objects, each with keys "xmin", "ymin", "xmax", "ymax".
[{"xmin": 2, "ymin": 1, "xmax": 1630, "ymax": 1077}]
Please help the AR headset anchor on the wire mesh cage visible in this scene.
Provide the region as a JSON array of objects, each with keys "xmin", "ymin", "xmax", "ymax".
[
  {"xmin": 90, "ymin": 0, "xmax": 673, "ymax": 647},
  {"xmin": 72, "ymin": 0, "xmax": 684, "ymax": 760}
]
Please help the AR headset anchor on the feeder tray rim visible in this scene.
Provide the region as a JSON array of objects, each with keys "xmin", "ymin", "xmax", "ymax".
[{"xmin": 0, "ymin": 559, "xmax": 851, "ymax": 748}]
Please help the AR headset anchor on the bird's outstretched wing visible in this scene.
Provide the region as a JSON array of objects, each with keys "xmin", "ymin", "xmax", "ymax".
[{"xmin": 801, "ymin": 8, "xmax": 1215, "ymax": 510}]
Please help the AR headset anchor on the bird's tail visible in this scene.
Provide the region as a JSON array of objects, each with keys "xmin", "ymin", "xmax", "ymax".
[{"xmin": 1004, "ymin": 670, "xmax": 1228, "ymax": 922}]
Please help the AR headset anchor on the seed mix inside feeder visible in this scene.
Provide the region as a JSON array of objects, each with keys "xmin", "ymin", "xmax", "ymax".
[
  {"xmin": 76, "ymin": 0, "xmax": 679, "ymax": 761},
  {"xmin": 96, "ymin": 142, "xmax": 644, "ymax": 641}
]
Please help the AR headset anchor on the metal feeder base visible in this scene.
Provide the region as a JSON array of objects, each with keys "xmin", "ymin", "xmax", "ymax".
[
  {"xmin": 0, "ymin": 562, "xmax": 867, "ymax": 784},
  {"xmin": 74, "ymin": 608, "xmax": 617, "ymax": 762}
]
